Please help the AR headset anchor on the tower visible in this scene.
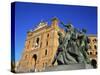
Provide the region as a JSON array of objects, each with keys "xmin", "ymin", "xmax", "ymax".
[{"xmin": 51, "ymin": 17, "xmax": 59, "ymax": 27}]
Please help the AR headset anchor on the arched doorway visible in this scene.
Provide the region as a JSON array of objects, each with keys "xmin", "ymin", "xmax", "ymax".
[
  {"xmin": 32, "ymin": 54, "xmax": 37, "ymax": 71},
  {"xmin": 91, "ymin": 59, "xmax": 97, "ymax": 68},
  {"xmin": 33, "ymin": 54, "xmax": 37, "ymax": 62}
]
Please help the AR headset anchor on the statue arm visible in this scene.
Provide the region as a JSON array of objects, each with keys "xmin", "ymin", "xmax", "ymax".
[
  {"xmin": 60, "ymin": 21, "xmax": 66, "ymax": 27},
  {"xmin": 78, "ymin": 33, "xmax": 84, "ymax": 38}
]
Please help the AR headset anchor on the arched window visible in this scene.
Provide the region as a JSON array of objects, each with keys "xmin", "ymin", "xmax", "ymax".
[
  {"xmin": 45, "ymin": 49, "xmax": 47, "ymax": 55},
  {"xmin": 47, "ymin": 33, "xmax": 49, "ymax": 38},
  {"xmin": 35, "ymin": 37, "xmax": 40, "ymax": 48},
  {"xmin": 32, "ymin": 54, "xmax": 37, "ymax": 61},
  {"xmin": 93, "ymin": 39, "xmax": 97, "ymax": 43},
  {"xmin": 36, "ymin": 38, "xmax": 39, "ymax": 44},
  {"xmin": 46, "ymin": 41, "xmax": 48, "ymax": 46},
  {"xmin": 94, "ymin": 45, "xmax": 97, "ymax": 49},
  {"xmin": 91, "ymin": 59, "xmax": 97, "ymax": 68},
  {"xmin": 96, "ymin": 52, "xmax": 97, "ymax": 55},
  {"xmin": 90, "ymin": 52, "xmax": 92, "ymax": 55}
]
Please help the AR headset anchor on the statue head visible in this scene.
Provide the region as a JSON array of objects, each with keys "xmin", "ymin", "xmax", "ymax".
[
  {"xmin": 82, "ymin": 28, "xmax": 87, "ymax": 33},
  {"xmin": 58, "ymin": 31, "xmax": 63, "ymax": 36},
  {"xmin": 66, "ymin": 24, "xmax": 74, "ymax": 32}
]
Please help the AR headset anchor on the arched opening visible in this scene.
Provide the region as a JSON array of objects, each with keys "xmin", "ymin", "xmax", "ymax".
[
  {"xmin": 94, "ymin": 45, "xmax": 97, "ymax": 49},
  {"xmin": 90, "ymin": 52, "xmax": 92, "ymax": 55},
  {"xmin": 33, "ymin": 54, "xmax": 37, "ymax": 62},
  {"xmin": 91, "ymin": 59, "xmax": 97, "ymax": 68},
  {"xmin": 47, "ymin": 33, "xmax": 49, "ymax": 38},
  {"xmin": 36, "ymin": 38, "xmax": 39, "ymax": 44},
  {"xmin": 35, "ymin": 37, "xmax": 40, "ymax": 48},
  {"xmin": 32, "ymin": 54, "xmax": 37, "ymax": 71},
  {"xmin": 45, "ymin": 49, "xmax": 47, "ymax": 56},
  {"xmin": 96, "ymin": 52, "xmax": 97, "ymax": 55},
  {"xmin": 93, "ymin": 39, "xmax": 97, "ymax": 43}
]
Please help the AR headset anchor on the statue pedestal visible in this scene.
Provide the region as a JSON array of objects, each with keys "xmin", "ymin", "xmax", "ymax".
[{"xmin": 43, "ymin": 64, "xmax": 93, "ymax": 72}]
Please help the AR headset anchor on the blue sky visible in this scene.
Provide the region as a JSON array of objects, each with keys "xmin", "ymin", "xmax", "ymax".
[{"xmin": 14, "ymin": 2, "xmax": 97, "ymax": 62}]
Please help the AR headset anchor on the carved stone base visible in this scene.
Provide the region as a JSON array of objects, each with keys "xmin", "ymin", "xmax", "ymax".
[{"xmin": 42, "ymin": 63, "xmax": 93, "ymax": 72}]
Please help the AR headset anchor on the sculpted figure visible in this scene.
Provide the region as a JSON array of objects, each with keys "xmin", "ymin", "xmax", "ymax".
[
  {"xmin": 78, "ymin": 29, "xmax": 90, "ymax": 63},
  {"xmin": 52, "ymin": 21, "xmax": 90, "ymax": 65}
]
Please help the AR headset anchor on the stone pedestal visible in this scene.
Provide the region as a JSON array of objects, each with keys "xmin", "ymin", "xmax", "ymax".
[
  {"xmin": 16, "ymin": 64, "xmax": 93, "ymax": 73},
  {"xmin": 43, "ymin": 64, "xmax": 93, "ymax": 72}
]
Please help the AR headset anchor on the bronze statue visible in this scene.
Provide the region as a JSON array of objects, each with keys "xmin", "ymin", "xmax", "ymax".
[{"xmin": 52, "ymin": 21, "xmax": 90, "ymax": 65}]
